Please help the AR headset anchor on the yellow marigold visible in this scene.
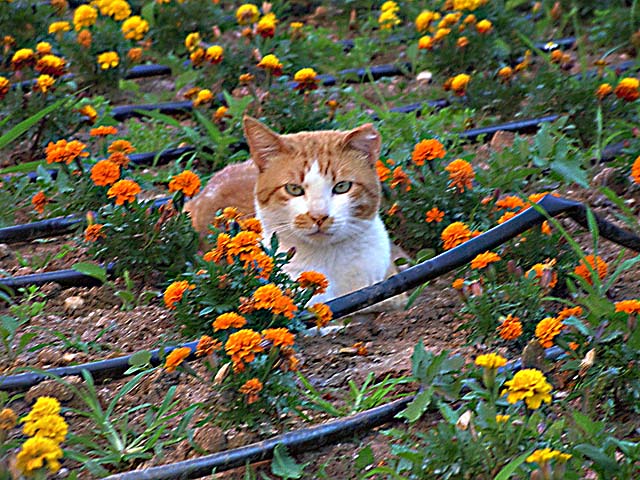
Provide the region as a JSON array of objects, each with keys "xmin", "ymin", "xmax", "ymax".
[
  {"xmin": 556, "ymin": 306, "xmax": 583, "ymax": 321},
  {"xmin": 90, "ymin": 160, "xmax": 120, "ymax": 186},
  {"xmin": 497, "ymin": 314, "xmax": 522, "ymax": 340},
  {"xmin": 614, "ymin": 77, "xmax": 639, "ymax": 102},
  {"xmin": 164, "ymin": 346, "xmax": 191, "ymax": 373},
  {"xmin": 100, "ymin": 0, "xmax": 131, "ymax": 20},
  {"xmin": 236, "ymin": 4, "xmax": 259, "ymax": 25},
  {"xmin": 596, "ymin": 83, "xmax": 613, "ymax": 100},
  {"xmin": 84, "ymin": 223, "xmax": 105, "ymax": 242},
  {"xmin": 262, "ymin": 327, "xmax": 295, "ymax": 347},
  {"xmin": 22, "ymin": 414, "xmax": 68, "ymax": 443},
  {"xmin": 297, "ymin": 271, "xmax": 329, "ymax": 295},
  {"xmin": 45, "ymin": 139, "xmax": 89, "ymax": 164},
  {"xmin": 31, "ymin": 191, "xmax": 49, "ymax": 214},
  {"xmin": 15, "ymin": 436, "xmax": 63, "ymax": 476},
  {"xmin": 502, "ymin": 368, "xmax": 552, "ymax": 409},
  {"xmin": 445, "ymin": 158, "xmax": 475, "ymax": 192},
  {"xmin": 11, "ymin": 48, "xmax": 35, "ymax": 69},
  {"xmin": 0, "ymin": 76, "xmax": 9, "ymax": 100},
  {"xmin": 90, "ymin": 126, "xmax": 118, "ymax": 136},
  {"xmin": 475, "ymin": 353, "xmax": 507, "ymax": 369},
  {"xmin": 239, "ymin": 73, "xmax": 254, "ymax": 84},
  {"xmin": 257, "ymin": 13, "xmax": 277, "ymax": 38},
  {"xmin": 495, "ymin": 414, "xmax": 510, "ymax": 423},
  {"xmin": 193, "ymin": 88, "xmax": 213, "ymax": 106},
  {"xmin": 97, "ymin": 51, "xmax": 119, "ymax": 70},
  {"xmin": 33, "ymin": 74, "xmax": 55, "ymax": 94},
  {"xmin": 36, "ymin": 42, "xmax": 53, "ymax": 55},
  {"xmin": 415, "ymin": 10, "xmax": 437, "ymax": 32},
  {"xmin": 574, "ymin": 254, "xmax": 608, "ymax": 285},
  {"xmin": 535, "ymin": 316, "xmax": 563, "ymax": 348},
  {"xmin": 450, "ymin": 73, "xmax": 471, "ymax": 96},
  {"xmin": 239, "ymin": 378, "xmax": 263, "ymax": 404},
  {"xmin": 169, "ymin": 170, "xmax": 201, "ymax": 197},
  {"xmin": 49, "ymin": 21, "xmax": 71, "ymax": 34},
  {"xmin": 214, "ymin": 105, "xmax": 229, "ymax": 121},
  {"xmin": 73, "ymin": 4, "xmax": 97, "ymax": 30},
  {"xmin": 470, "ymin": 251, "xmax": 501, "ymax": 269},
  {"xmin": 379, "ymin": 9, "xmax": 401, "ymax": 30},
  {"xmin": 475, "ymin": 19, "xmax": 492, "ymax": 34},
  {"xmin": 457, "ymin": 36, "xmax": 470, "ymax": 48},
  {"xmin": 107, "ymin": 179, "xmax": 141, "ymax": 205},
  {"xmin": 77, "ymin": 29, "xmax": 92, "ymax": 47},
  {"xmin": 163, "ymin": 280, "xmax": 194, "ymax": 309},
  {"xmin": 495, "ymin": 195, "xmax": 525, "ymax": 210},
  {"xmin": 195, "ymin": 335, "xmax": 222, "ymax": 357},
  {"xmin": 381, "ymin": 1, "xmax": 399, "ymax": 12},
  {"xmin": 498, "ymin": 66, "xmax": 513, "ymax": 81},
  {"xmin": 631, "ymin": 156, "xmax": 640, "ymax": 184},
  {"xmin": 79, "ymin": 105, "xmax": 97, "ymax": 124},
  {"xmin": 225, "ymin": 329, "xmax": 264, "ymax": 370},
  {"xmin": 205, "ymin": 45, "xmax": 224, "ymax": 64},
  {"xmin": 375, "ymin": 160, "xmax": 391, "ymax": 182},
  {"xmin": 290, "ymin": 21, "xmax": 304, "ymax": 30},
  {"xmin": 615, "ymin": 299, "xmax": 640, "ymax": 314},
  {"xmin": 425, "ymin": 207, "xmax": 444, "ymax": 223},
  {"xmin": 251, "ymin": 284, "xmax": 298, "ymax": 319},
  {"xmin": 0, "ymin": 407, "xmax": 17, "ymax": 430},
  {"xmin": 22, "ymin": 397, "xmax": 60, "ymax": 423},
  {"xmin": 184, "ymin": 32, "xmax": 201, "ymax": 52},
  {"xmin": 108, "ymin": 139, "xmax": 135, "ymax": 154},
  {"xmin": 526, "ymin": 448, "xmax": 570, "ymax": 465},
  {"xmin": 122, "ymin": 15, "xmax": 149, "ymax": 41},
  {"xmin": 412, "ymin": 139, "xmax": 446, "ymax": 166},
  {"xmin": 257, "ymin": 53, "xmax": 283, "ymax": 75},
  {"xmin": 308, "ymin": 302, "xmax": 332, "ymax": 328},
  {"xmin": 526, "ymin": 259, "xmax": 558, "ymax": 289},
  {"xmin": 213, "ymin": 312, "xmax": 247, "ymax": 332},
  {"xmin": 441, "ymin": 221, "xmax": 472, "ymax": 250},
  {"xmin": 294, "ymin": 67, "xmax": 319, "ymax": 91},
  {"xmin": 35, "ymin": 54, "xmax": 65, "ymax": 77},
  {"xmin": 418, "ymin": 35, "xmax": 434, "ymax": 50},
  {"xmin": 434, "ymin": 27, "xmax": 451, "ymax": 42},
  {"xmin": 390, "ymin": 166, "xmax": 411, "ymax": 191}
]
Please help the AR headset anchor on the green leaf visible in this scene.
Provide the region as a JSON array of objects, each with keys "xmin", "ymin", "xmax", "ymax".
[
  {"xmin": 574, "ymin": 444, "xmax": 620, "ymax": 471},
  {"xmin": 0, "ymin": 98, "xmax": 67, "ymax": 150},
  {"xmin": 129, "ymin": 350, "xmax": 152, "ymax": 368},
  {"xmin": 355, "ymin": 445, "xmax": 375, "ymax": 471},
  {"xmin": 0, "ymin": 160, "xmax": 47, "ymax": 175},
  {"xmin": 72, "ymin": 262, "xmax": 107, "ymax": 283},
  {"xmin": 549, "ymin": 157, "xmax": 589, "ymax": 188},
  {"xmin": 140, "ymin": 1, "xmax": 155, "ymax": 26},
  {"xmin": 396, "ymin": 387, "xmax": 433, "ymax": 423},
  {"xmin": 572, "ymin": 410, "xmax": 604, "ymax": 437},
  {"xmin": 494, "ymin": 451, "xmax": 532, "ymax": 480},
  {"xmin": 271, "ymin": 444, "xmax": 306, "ymax": 479}
]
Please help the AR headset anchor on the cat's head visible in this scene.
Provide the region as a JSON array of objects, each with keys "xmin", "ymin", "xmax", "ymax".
[{"xmin": 243, "ymin": 116, "xmax": 382, "ymax": 246}]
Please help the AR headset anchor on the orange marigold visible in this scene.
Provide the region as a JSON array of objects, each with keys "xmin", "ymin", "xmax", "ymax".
[
  {"xmin": 390, "ymin": 166, "xmax": 411, "ymax": 191},
  {"xmin": 441, "ymin": 221, "xmax": 472, "ymax": 250},
  {"xmin": 45, "ymin": 139, "xmax": 89, "ymax": 164},
  {"xmin": 614, "ymin": 77, "xmax": 639, "ymax": 102},
  {"xmin": 84, "ymin": 224, "xmax": 105, "ymax": 242},
  {"xmin": 631, "ymin": 156, "xmax": 640, "ymax": 184},
  {"xmin": 242, "ymin": 250, "xmax": 274, "ymax": 279},
  {"xmin": 225, "ymin": 329, "xmax": 264, "ymax": 370},
  {"xmin": 535, "ymin": 316, "xmax": 563, "ymax": 348},
  {"xmin": 108, "ymin": 151, "xmax": 130, "ymax": 168},
  {"xmin": 107, "ymin": 179, "xmax": 141, "ymax": 205},
  {"xmin": 411, "ymin": 139, "xmax": 446, "ymax": 166},
  {"xmin": 297, "ymin": 271, "xmax": 329, "ymax": 295},
  {"xmin": 541, "ymin": 220, "xmax": 552, "ymax": 235},
  {"xmin": 556, "ymin": 306, "xmax": 583, "ymax": 321},
  {"xmin": 238, "ymin": 217, "xmax": 263, "ymax": 234},
  {"xmin": 31, "ymin": 191, "xmax": 49, "ymax": 214},
  {"xmin": 497, "ymin": 314, "xmax": 523, "ymax": 341},
  {"xmin": 445, "ymin": 159, "xmax": 475, "ymax": 192},
  {"xmin": 308, "ymin": 302, "xmax": 333, "ymax": 328},
  {"xmin": 107, "ymin": 139, "xmax": 136, "ymax": 154},
  {"xmin": 239, "ymin": 378, "xmax": 263, "ymax": 404},
  {"xmin": 227, "ymin": 231, "xmax": 262, "ymax": 260},
  {"xmin": 163, "ymin": 280, "xmax": 194, "ymax": 309},
  {"xmin": 90, "ymin": 160, "xmax": 120, "ymax": 186},
  {"xmin": 615, "ymin": 300, "xmax": 640, "ymax": 315},
  {"xmin": 495, "ymin": 195, "xmax": 525, "ymax": 210},
  {"xmin": 251, "ymin": 284, "xmax": 298, "ymax": 319},
  {"xmin": 470, "ymin": 251, "xmax": 501, "ymax": 269},
  {"xmin": 452, "ymin": 278, "xmax": 465, "ymax": 290},
  {"xmin": 213, "ymin": 312, "xmax": 247, "ymax": 332},
  {"xmin": 595, "ymin": 83, "xmax": 612, "ymax": 100},
  {"xmin": 376, "ymin": 160, "xmax": 391, "ymax": 182},
  {"xmin": 526, "ymin": 259, "xmax": 558, "ymax": 289},
  {"xmin": 168, "ymin": 170, "xmax": 201, "ymax": 197},
  {"xmin": 196, "ymin": 335, "xmax": 222, "ymax": 357},
  {"xmin": 497, "ymin": 211, "xmax": 517, "ymax": 224},
  {"xmin": 425, "ymin": 207, "xmax": 444, "ymax": 223},
  {"xmin": 164, "ymin": 347, "xmax": 191, "ymax": 373},
  {"xmin": 574, "ymin": 255, "xmax": 608, "ymax": 285},
  {"xmin": 262, "ymin": 327, "xmax": 295, "ymax": 347},
  {"xmin": 203, "ymin": 233, "xmax": 231, "ymax": 264},
  {"xmin": 90, "ymin": 126, "xmax": 118, "ymax": 137}
]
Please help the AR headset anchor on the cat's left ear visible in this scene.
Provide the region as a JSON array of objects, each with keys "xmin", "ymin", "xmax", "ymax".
[{"xmin": 342, "ymin": 123, "xmax": 381, "ymax": 165}]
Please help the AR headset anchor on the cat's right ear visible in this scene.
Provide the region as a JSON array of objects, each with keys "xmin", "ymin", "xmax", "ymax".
[{"xmin": 243, "ymin": 116, "xmax": 286, "ymax": 171}]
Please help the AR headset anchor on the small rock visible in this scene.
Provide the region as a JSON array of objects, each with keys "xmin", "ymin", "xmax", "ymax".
[
  {"xmin": 0, "ymin": 243, "xmax": 12, "ymax": 260},
  {"xmin": 64, "ymin": 296, "xmax": 85, "ymax": 312},
  {"xmin": 490, "ymin": 130, "xmax": 515, "ymax": 152},
  {"xmin": 62, "ymin": 353, "xmax": 77, "ymax": 364},
  {"xmin": 25, "ymin": 378, "xmax": 80, "ymax": 404},
  {"xmin": 416, "ymin": 70, "xmax": 433, "ymax": 83},
  {"xmin": 193, "ymin": 425, "xmax": 227, "ymax": 453}
]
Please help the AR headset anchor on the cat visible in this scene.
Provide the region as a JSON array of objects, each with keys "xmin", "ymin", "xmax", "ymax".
[{"xmin": 185, "ymin": 116, "xmax": 394, "ymax": 304}]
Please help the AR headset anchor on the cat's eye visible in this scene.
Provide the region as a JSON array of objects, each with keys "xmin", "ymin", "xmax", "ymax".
[
  {"xmin": 284, "ymin": 183, "xmax": 305, "ymax": 196},
  {"xmin": 332, "ymin": 181, "xmax": 352, "ymax": 194}
]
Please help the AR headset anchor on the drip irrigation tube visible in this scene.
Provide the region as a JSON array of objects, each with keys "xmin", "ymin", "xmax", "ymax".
[
  {"xmin": 1, "ymin": 194, "xmax": 639, "ymax": 392},
  {"xmin": 0, "ymin": 263, "xmax": 115, "ymax": 292},
  {"xmin": 0, "ymin": 215, "xmax": 81, "ymax": 244}
]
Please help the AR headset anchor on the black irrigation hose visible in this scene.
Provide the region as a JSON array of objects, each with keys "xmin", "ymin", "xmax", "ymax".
[
  {"xmin": 0, "ymin": 215, "xmax": 81, "ymax": 244},
  {"xmin": 0, "ymin": 263, "xmax": 116, "ymax": 292},
  {"xmin": 1, "ymin": 194, "xmax": 639, "ymax": 392}
]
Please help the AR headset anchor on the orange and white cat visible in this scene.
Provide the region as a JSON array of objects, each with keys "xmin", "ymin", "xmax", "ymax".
[{"xmin": 185, "ymin": 116, "xmax": 393, "ymax": 303}]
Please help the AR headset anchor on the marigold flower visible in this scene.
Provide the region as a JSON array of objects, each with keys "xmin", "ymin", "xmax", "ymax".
[
  {"xmin": 49, "ymin": 21, "xmax": 71, "ymax": 34},
  {"xmin": 31, "ymin": 191, "xmax": 49, "ymax": 214},
  {"xmin": 418, "ymin": 35, "xmax": 434, "ymax": 50},
  {"xmin": 97, "ymin": 51, "xmax": 119, "ymax": 70},
  {"xmin": 425, "ymin": 207, "xmax": 444, "ymax": 223},
  {"xmin": 77, "ymin": 29, "xmax": 92, "ymax": 47},
  {"xmin": 102, "ymin": 0, "xmax": 131, "ymax": 20},
  {"xmin": 412, "ymin": 139, "xmax": 446, "ymax": 166},
  {"xmin": 445, "ymin": 158, "xmax": 475, "ymax": 192},
  {"xmin": 0, "ymin": 76, "xmax": 9, "ymax": 100},
  {"xmin": 452, "ymin": 278, "xmax": 465, "ymax": 290},
  {"xmin": 415, "ymin": 10, "xmax": 439, "ymax": 32},
  {"xmin": 526, "ymin": 259, "xmax": 558, "ymax": 289},
  {"xmin": 227, "ymin": 231, "xmax": 262, "ymax": 259},
  {"xmin": 308, "ymin": 302, "xmax": 332, "ymax": 328},
  {"xmin": 475, "ymin": 19, "xmax": 492, "ymax": 34},
  {"xmin": 470, "ymin": 251, "xmax": 501, "ymax": 269},
  {"xmin": 107, "ymin": 179, "xmax": 141, "ymax": 205},
  {"xmin": 375, "ymin": 160, "xmax": 391, "ymax": 182},
  {"xmin": 45, "ymin": 139, "xmax": 89, "ymax": 164},
  {"xmin": 108, "ymin": 139, "xmax": 135, "ymax": 154},
  {"xmin": 615, "ymin": 299, "xmax": 640, "ymax": 315},
  {"xmin": 236, "ymin": 4, "xmax": 259, "ymax": 25},
  {"xmin": 390, "ymin": 166, "xmax": 411, "ymax": 191},
  {"xmin": 251, "ymin": 284, "xmax": 298, "ymax": 319},
  {"xmin": 90, "ymin": 126, "xmax": 118, "ymax": 137},
  {"xmin": 450, "ymin": 73, "xmax": 471, "ymax": 96},
  {"xmin": 526, "ymin": 448, "xmax": 571, "ymax": 465},
  {"xmin": 434, "ymin": 27, "xmax": 451, "ymax": 42},
  {"xmin": 205, "ymin": 45, "xmax": 224, "ymax": 64},
  {"xmin": 556, "ymin": 306, "xmax": 583, "ymax": 321},
  {"xmin": 73, "ymin": 4, "xmax": 97, "ymax": 30},
  {"xmin": 91, "ymin": 160, "xmax": 120, "ymax": 186},
  {"xmin": 497, "ymin": 211, "xmax": 516, "ymax": 224},
  {"xmin": 294, "ymin": 67, "xmax": 319, "ymax": 91},
  {"xmin": 15, "ymin": 436, "xmax": 63, "ymax": 476},
  {"xmin": 37, "ymin": 41, "xmax": 53, "ymax": 55},
  {"xmin": 502, "ymin": 368, "xmax": 552, "ymax": 409},
  {"xmin": 0, "ymin": 407, "xmax": 17, "ymax": 430},
  {"xmin": 108, "ymin": 152, "xmax": 130, "ymax": 168},
  {"xmin": 614, "ymin": 77, "xmax": 639, "ymax": 101},
  {"xmin": 196, "ymin": 335, "xmax": 222, "ymax": 357},
  {"xmin": 457, "ymin": 36, "xmax": 469, "ymax": 48},
  {"xmin": 84, "ymin": 224, "xmax": 105, "ymax": 242},
  {"xmin": 225, "ymin": 329, "xmax": 264, "ymax": 370},
  {"xmin": 535, "ymin": 316, "xmax": 563, "ymax": 348},
  {"xmin": 184, "ymin": 32, "xmax": 201, "ymax": 52},
  {"xmin": 297, "ymin": 271, "xmax": 329, "ymax": 295},
  {"xmin": 213, "ymin": 312, "xmax": 247, "ymax": 332},
  {"xmin": 631, "ymin": 156, "xmax": 640, "ymax": 184},
  {"xmin": 475, "ymin": 353, "xmax": 507, "ymax": 369},
  {"xmin": 35, "ymin": 54, "xmax": 65, "ymax": 77},
  {"xmin": 498, "ymin": 66, "xmax": 513, "ymax": 81},
  {"xmin": 239, "ymin": 378, "xmax": 263, "ymax": 404},
  {"xmin": 163, "ymin": 280, "xmax": 194, "ymax": 309},
  {"xmin": 79, "ymin": 105, "xmax": 97, "ymax": 124},
  {"xmin": 574, "ymin": 254, "xmax": 608, "ymax": 285},
  {"xmin": 596, "ymin": 83, "xmax": 613, "ymax": 100},
  {"xmin": 164, "ymin": 346, "xmax": 191, "ymax": 373},
  {"xmin": 213, "ymin": 105, "xmax": 229, "ymax": 122},
  {"xmin": 497, "ymin": 314, "xmax": 522, "ymax": 340},
  {"xmin": 169, "ymin": 170, "xmax": 201, "ymax": 197},
  {"xmin": 290, "ymin": 21, "xmax": 304, "ymax": 31},
  {"xmin": 128, "ymin": 47, "xmax": 142, "ymax": 62},
  {"xmin": 22, "ymin": 414, "xmax": 68, "ymax": 443},
  {"xmin": 11, "ymin": 48, "xmax": 35, "ymax": 69},
  {"xmin": 257, "ymin": 53, "xmax": 283, "ymax": 75},
  {"xmin": 379, "ymin": 9, "xmax": 401, "ymax": 30},
  {"xmin": 381, "ymin": 1, "xmax": 399, "ymax": 12},
  {"xmin": 122, "ymin": 15, "xmax": 149, "ymax": 41},
  {"xmin": 33, "ymin": 75, "xmax": 55, "ymax": 94},
  {"xmin": 22, "ymin": 397, "xmax": 60, "ymax": 423},
  {"xmin": 387, "ymin": 203, "xmax": 399, "ymax": 216},
  {"xmin": 495, "ymin": 414, "xmax": 510, "ymax": 423},
  {"xmin": 495, "ymin": 195, "xmax": 525, "ymax": 210},
  {"xmin": 257, "ymin": 13, "xmax": 277, "ymax": 38},
  {"xmin": 262, "ymin": 327, "xmax": 295, "ymax": 347},
  {"xmin": 193, "ymin": 89, "xmax": 213, "ymax": 106},
  {"xmin": 203, "ymin": 233, "xmax": 231, "ymax": 263},
  {"xmin": 441, "ymin": 221, "xmax": 472, "ymax": 250}
]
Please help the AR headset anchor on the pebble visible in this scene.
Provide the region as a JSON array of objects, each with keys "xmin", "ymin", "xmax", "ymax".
[
  {"xmin": 0, "ymin": 243, "xmax": 12, "ymax": 260},
  {"xmin": 64, "ymin": 296, "xmax": 84, "ymax": 312}
]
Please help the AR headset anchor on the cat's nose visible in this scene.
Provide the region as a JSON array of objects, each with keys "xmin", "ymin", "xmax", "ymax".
[{"xmin": 309, "ymin": 214, "xmax": 329, "ymax": 227}]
